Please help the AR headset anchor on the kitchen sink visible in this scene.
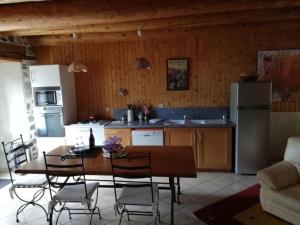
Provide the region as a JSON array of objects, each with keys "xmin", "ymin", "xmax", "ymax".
[
  {"xmin": 198, "ymin": 119, "xmax": 227, "ymax": 125},
  {"xmin": 163, "ymin": 119, "xmax": 226, "ymax": 125},
  {"xmin": 163, "ymin": 119, "xmax": 189, "ymax": 125}
]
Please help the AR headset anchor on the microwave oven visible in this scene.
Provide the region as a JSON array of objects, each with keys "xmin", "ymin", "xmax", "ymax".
[{"xmin": 34, "ymin": 86, "xmax": 62, "ymax": 106}]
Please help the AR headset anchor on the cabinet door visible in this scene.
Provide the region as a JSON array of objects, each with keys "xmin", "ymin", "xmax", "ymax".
[
  {"xmin": 164, "ymin": 128, "xmax": 197, "ymax": 165},
  {"xmin": 30, "ymin": 65, "xmax": 60, "ymax": 87},
  {"xmin": 104, "ymin": 128, "xmax": 132, "ymax": 146},
  {"xmin": 197, "ymin": 128, "xmax": 232, "ymax": 170}
]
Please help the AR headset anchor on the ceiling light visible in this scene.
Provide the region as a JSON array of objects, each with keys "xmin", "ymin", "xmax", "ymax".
[
  {"xmin": 68, "ymin": 32, "xmax": 88, "ymax": 73},
  {"xmin": 133, "ymin": 29, "xmax": 151, "ymax": 70}
]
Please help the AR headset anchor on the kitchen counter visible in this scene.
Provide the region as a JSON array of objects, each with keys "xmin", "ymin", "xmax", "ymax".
[{"xmin": 105, "ymin": 120, "xmax": 235, "ymax": 128}]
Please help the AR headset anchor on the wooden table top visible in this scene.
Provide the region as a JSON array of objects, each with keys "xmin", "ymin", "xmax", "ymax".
[{"xmin": 16, "ymin": 145, "xmax": 197, "ymax": 178}]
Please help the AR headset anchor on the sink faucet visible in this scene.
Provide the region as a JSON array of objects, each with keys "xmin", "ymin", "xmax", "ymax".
[
  {"xmin": 183, "ymin": 115, "xmax": 188, "ymax": 123},
  {"xmin": 222, "ymin": 113, "xmax": 227, "ymax": 121}
]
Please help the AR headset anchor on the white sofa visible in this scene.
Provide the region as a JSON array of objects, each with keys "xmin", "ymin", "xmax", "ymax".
[{"xmin": 257, "ymin": 137, "xmax": 300, "ymax": 225}]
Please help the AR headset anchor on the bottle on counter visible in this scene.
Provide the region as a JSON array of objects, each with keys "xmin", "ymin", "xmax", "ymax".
[{"xmin": 89, "ymin": 128, "xmax": 95, "ymax": 150}]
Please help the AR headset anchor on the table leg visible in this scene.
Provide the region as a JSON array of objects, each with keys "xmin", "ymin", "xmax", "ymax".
[
  {"xmin": 169, "ymin": 177, "xmax": 175, "ymax": 225},
  {"xmin": 177, "ymin": 177, "xmax": 181, "ymax": 204}
]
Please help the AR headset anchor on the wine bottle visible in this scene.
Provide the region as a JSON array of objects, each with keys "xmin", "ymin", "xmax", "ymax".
[{"xmin": 89, "ymin": 128, "xmax": 95, "ymax": 150}]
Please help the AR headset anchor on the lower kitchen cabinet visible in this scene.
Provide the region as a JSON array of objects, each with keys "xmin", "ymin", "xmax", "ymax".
[
  {"xmin": 164, "ymin": 127, "xmax": 232, "ymax": 171},
  {"xmin": 104, "ymin": 128, "xmax": 132, "ymax": 146},
  {"xmin": 197, "ymin": 128, "xmax": 232, "ymax": 171},
  {"xmin": 164, "ymin": 128, "xmax": 197, "ymax": 165}
]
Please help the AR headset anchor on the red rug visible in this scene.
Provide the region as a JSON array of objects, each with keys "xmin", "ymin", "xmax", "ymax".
[{"xmin": 193, "ymin": 184, "xmax": 260, "ymax": 225}]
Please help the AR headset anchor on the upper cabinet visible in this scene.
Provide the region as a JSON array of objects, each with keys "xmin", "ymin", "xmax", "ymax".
[{"xmin": 30, "ymin": 65, "xmax": 61, "ymax": 87}]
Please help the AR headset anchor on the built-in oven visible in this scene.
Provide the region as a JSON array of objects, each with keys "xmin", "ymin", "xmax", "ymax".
[
  {"xmin": 33, "ymin": 86, "xmax": 62, "ymax": 107},
  {"xmin": 34, "ymin": 106, "xmax": 65, "ymax": 137}
]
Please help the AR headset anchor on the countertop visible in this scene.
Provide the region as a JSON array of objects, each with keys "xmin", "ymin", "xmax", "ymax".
[{"xmin": 104, "ymin": 120, "xmax": 235, "ymax": 129}]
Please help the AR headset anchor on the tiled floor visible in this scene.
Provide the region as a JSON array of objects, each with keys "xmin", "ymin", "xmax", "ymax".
[{"xmin": 0, "ymin": 172, "xmax": 257, "ymax": 225}]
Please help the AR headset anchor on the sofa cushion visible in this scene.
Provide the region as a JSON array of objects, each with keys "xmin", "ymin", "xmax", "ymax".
[
  {"xmin": 284, "ymin": 137, "xmax": 300, "ymax": 175},
  {"xmin": 261, "ymin": 183, "xmax": 300, "ymax": 214},
  {"xmin": 257, "ymin": 161, "xmax": 299, "ymax": 190}
]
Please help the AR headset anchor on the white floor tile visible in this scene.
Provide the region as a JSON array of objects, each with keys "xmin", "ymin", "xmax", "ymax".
[{"xmin": 0, "ymin": 172, "xmax": 257, "ymax": 225}]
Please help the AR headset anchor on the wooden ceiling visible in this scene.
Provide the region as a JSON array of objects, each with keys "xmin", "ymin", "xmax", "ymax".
[{"xmin": 1, "ymin": 0, "xmax": 300, "ymax": 45}]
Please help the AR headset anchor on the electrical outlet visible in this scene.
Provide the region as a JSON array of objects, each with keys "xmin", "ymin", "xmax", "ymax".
[
  {"xmin": 158, "ymin": 103, "xmax": 164, "ymax": 108},
  {"xmin": 105, "ymin": 107, "xmax": 110, "ymax": 112}
]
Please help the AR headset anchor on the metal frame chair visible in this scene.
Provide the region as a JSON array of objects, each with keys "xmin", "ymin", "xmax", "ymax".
[
  {"xmin": 43, "ymin": 152, "xmax": 101, "ymax": 225},
  {"xmin": 1, "ymin": 134, "xmax": 48, "ymax": 223},
  {"xmin": 110, "ymin": 152, "xmax": 160, "ymax": 225}
]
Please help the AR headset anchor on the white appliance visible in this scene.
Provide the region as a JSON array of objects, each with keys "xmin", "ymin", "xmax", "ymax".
[
  {"xmin": 30, "ymin": 65, "xmax": 77, "ymax": 136},
  {"xmin": 34, "ymin": 106, "xmax": 64, "ymax": 137},
  {"xmin": 65, "ymin": 121, "xmax": 109, "ymax": 146},
  {"xmin": 230, "ymin": 81, "xmax": 272, "ymax": 174},
  {"xmin": 33, "ymin": 86, "xmax": 62, "ymax": 107},
  {"xmin": 132, "ymin": 129, "xmax": 164, "ymax": 146}
]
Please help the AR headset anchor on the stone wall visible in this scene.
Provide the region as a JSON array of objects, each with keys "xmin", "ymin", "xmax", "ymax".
[{"xmin": 21, "ymin": 60, "xmax": 37, "ymax": 160}]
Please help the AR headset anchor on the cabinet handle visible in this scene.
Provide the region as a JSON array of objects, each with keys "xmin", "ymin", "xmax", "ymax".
[
  {"xmin": 192, "ymin": 133, "xmax": 196, "ymax": 144},
  {"xmin": 198, "ymin": 133, "xmax": 202, "ymax": 144}
]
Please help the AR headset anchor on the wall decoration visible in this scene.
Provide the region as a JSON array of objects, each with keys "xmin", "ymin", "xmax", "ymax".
[
  {"xmin": 167, "ymin": 58, "xmax": 188, "ymax": 90},
  {"xmin": 258, "ymin": 49, "xmax": 300, "ymax": 102}
]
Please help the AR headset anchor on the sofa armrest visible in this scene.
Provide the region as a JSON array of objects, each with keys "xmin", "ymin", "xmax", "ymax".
[{"xmin": 257, "ymin": 161, "xmax": 299, "ymax": 190}]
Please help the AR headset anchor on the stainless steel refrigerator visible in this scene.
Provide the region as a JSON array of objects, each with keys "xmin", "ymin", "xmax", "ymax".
[{"xmin": 230, "ymin": 82, "xmax": 272, "ymax": 174}]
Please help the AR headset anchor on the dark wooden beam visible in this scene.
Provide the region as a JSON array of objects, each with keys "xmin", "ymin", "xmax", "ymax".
[
  {"xmin": 28, "ymin": 19, "xmax": 300, "ymax": 46},
  {"xmin": 1, "ymin": 0, "xmax": 300, "ymax": 36},
  {"xmin": 0, "ymin": 42, "xmax": 33, "ymax": 59}
]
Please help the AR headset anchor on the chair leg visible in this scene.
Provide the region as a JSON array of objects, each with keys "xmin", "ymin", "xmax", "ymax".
[
  {"xmin": 13, "ymin": 187, "xmax": 48, "ymax": 222},
  {"xmin": 16, "ymin": 202, "xmax": 28, "ymax": 222},
  {"xmin": 177, "ymin": 177, "xmax": 181, "ymax": 204},
  {"xmin": 54, "ymin": 203, "xmax": 67, "ymax": 225},
  {"xmin": 49, "ymin": 205, "xmax": 54, "ymax": 225},
  {"xmin": 118, "ymin": 209, "xmax": 125, "ymax": 225},
  {"xmin": 89, "ymin": 188, "xmax": 101, "ymax": 225},
  {"xmin": 127, "ymin": 210, "xmax": 130, "ymax": 221}
]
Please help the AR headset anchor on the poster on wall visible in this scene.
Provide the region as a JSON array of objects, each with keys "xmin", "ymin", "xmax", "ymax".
[
  {"xmin": 257, "ymin": 49, "xmax": 300, "ymax": 102},
  {"xmin": 167, "ymin": 59, "xmax": 188, "ymax": 90}
]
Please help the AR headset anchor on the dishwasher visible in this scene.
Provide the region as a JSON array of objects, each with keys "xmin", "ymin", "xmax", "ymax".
[{"xmin": 132, "ymin": 129, "xmax": 164, "ymax": 146}]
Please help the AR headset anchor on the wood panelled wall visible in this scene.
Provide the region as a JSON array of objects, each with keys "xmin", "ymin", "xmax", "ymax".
[{"xmin": 34, "ymin": 22, "xmax": 300, "ymax": 120}]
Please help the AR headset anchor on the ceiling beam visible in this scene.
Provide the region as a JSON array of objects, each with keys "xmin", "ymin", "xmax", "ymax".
[
  {"xmin": 4, "ymin": 7, "xmax": 300, "ymax": 36},
  {"xmin": 0, "ymin": 42, "xmax": 32, "ymax": 59},
  {"xmin": 1, "ymin": 0, "xmax": 300, "ymax": 36},
  {"xmin": 0, "ymin": 0, "xmax": 49, "ymax": 4},
  {"xmin": 28, "ymin": 20, "xmax": 300, "ymax": 46}
]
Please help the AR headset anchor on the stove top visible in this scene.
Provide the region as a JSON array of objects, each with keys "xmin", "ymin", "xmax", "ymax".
[{"xmin": 71, "ymin": 120, "xmax": 111, "ymax": 126}]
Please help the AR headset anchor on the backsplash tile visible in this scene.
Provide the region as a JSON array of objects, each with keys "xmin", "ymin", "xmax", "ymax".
[{"xmin": 112, "ymin": 107, "xmax": 229, "ymax": 121}]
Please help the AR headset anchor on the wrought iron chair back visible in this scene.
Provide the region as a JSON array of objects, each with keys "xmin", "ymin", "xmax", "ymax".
[
  {"xmin": 110, "ymin": 152, "xmax": 160, "ymax": 225},
  {"xmin": 2, "ymin": 134, "xmax": 28, "ymax": 184},
  {"xmin": 43, "ymin": 153, "xmax": 88, "ymax": 196},
  {"xmin": 43, "ymin": 152, "xmax": 101, "ymax": 225},
  {"xmin": 2, "ymin": 134, "xmax": 48, "ymax": 223}
]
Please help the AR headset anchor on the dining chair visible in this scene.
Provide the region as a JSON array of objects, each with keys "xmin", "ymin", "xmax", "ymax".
[
  {"xmin": 110, "ymin": 151, "xmax": 160, "ymax": 225},
  {"xmin": 43, "ymin": 152, "xmax": 101, "ymax": 225},
  {"xmin": 1, "ymin": 134, "xmax": 49, "ymax": 223}
]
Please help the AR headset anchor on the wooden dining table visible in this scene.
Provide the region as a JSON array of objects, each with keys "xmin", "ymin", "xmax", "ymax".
[{"xmin": 16, "ymin": 145, "xmax": 197, "ymax": 225}]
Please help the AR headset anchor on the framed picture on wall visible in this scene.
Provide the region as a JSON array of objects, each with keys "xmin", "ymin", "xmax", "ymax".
[
  {"xmin": 257, "ymin": 49, "xmax": 300, "ymax": 102},
  {"xmin": 167, "ymin": 58, "xmax": 188, "ymax": 90}
]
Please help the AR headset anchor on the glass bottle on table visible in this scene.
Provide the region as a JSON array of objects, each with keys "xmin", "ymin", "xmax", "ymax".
[{"xmin": 89, "ymin": 128, "xmax": 95, "ymax": 150}]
